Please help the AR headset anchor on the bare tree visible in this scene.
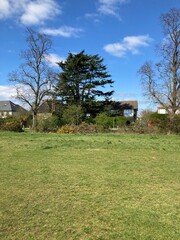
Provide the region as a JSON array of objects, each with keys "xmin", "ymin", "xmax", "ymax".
[
  {"xmin": 9, "ymin": 28, "xmax": 55, "ymax": 129},
  {"xmin": 138, "ymin": 8, "xmax": 180, "ymax": 117}
]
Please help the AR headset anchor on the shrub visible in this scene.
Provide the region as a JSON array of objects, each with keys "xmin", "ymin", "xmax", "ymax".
[
  {"xmin": 115, "ymin": 116, "xmax": 128, "ymax": 127},
  {"xmin": 0, "ymin": 117, "xmax": 23, "ymax": 132},
  {"xmin": 57, "ymin": 124, "xmax": 75, "ymax": 134},
  {"xmin": 74, "ymin": 122, "xmax": 97, "ymax": 134},
  {"xmin": 84, "ymin": 117, "xmax": 96, "ymax": 124},
  {"xmin": 139, "ymin": 109, "xmax": 154, "ymax": 125},
  {"xmin": 0, "ymin": 118, "xmax": 4, "ymax": 129},
  {"xmin": 95, "ymin": 112, "xmax": 112, "ymax": 130},
  {"xmin": 132, "ymin": 113, "xmax": 180, "ymax": 134},
  {"xmin": 149, "ymin": 113, "xmax": 168, "ymax": 127},
  {"xmin": 62, "ymin": 105, "xmax": 84, "ymax": 125},
  {"xmin": 166, "ymin": 115, "xmax": 180, "ymax": 134},
  {"xmin": 148, "ymin": 113, "xmax": 180, "ymax": 133},
  {"xmin": 57, "ymin": 122, "xmax": 97, "ymax": 134},
  {"xmin": 15, "ymin": 111, "xmax": 32, "ymax": 128},
  {"xmin": 37, "ymin": 116, "xmax": 60, "ymax": 132}
]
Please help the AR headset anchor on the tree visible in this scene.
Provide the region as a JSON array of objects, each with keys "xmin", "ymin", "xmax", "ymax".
[
  {"xmin": 62, "ymin": 104, "xmax": 84, "ymax": 125},
  {"xmin": 55, "ymin": 51, "xmax": 114, "ymax": 106},
  {"xmin": 9, "ymin": 28, "xmax": 55, "ymax": 129},
  {"xmin": 138, "ymin": 8, "xmax": 180, "ymax": 117}
]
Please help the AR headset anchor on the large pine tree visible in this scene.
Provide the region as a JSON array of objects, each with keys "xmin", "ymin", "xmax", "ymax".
[{"xmin": 55, "ymin": 51, "xmax": 114, "ymax": 106}]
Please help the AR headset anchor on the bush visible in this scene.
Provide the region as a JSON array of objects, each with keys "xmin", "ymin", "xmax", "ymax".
[
  {"xmin": 57, "ymin": 123, "xmax": 97, "ymax": 134},
  {"xmin": 0, "ymin": 117, "xmax": 23, "ymax": 132},
  {"xmin": 115, "ymin": 116, "xmax": 129, "ymax": 127},
  {"xmin": 139, "ymin": 109, "xmax": 154, "ymax": 125},
  {"xmin": 131, "ymin": 113, "xmax": 180, "ymax": 134},
  {"xmin": 62, "ymin": 105, "xmax": 84, "ymax": 125},
  {"xmin": 57, "ymin": 124, "xmax": 75, "ymax": 134},
  {"xmin": 166, "ymin": 115, "xmax": 180, "ymax": 134},
  {"xmin": 148, "ymin": 113, "xmax": 180, "ymax": 133},
  {"xmin": 149, "ymin": 113, "xmax": 168, "ymax": 128},
  {"xmin": 84, "ymin": 117, "xmax": 96, "ymax": 124},
  {"xmin": 74, "ymin": 122, "xmax": 97, "ymax": 133},
  {"xmin": 95, "ymin": 113, "xmax": 131, "ymax": 131},
  {"xmin": 0, "ymin": 118, "xmax": 4, "ymax": 129},
  {"xmin": 95, "ymin": 112, "xmax": 112, "ymax": 130},
  {"xmin": 37, "ymin": 116, "xmax": 60, "ymax": 132}
]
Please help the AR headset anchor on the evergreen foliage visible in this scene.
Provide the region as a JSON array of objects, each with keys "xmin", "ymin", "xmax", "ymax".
[{"xmin": 55, "ymin": 50, "xmax": 114, "ymax": 106}]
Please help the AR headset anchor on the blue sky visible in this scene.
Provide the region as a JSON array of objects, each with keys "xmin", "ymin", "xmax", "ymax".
[{"xmin": 0, "ymin": 0, "xmax": 179, "ymax": 112}]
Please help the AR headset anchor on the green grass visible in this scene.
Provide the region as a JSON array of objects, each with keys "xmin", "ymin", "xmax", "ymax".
[{"xmin": 0, "ymin": 132, "xmax": 180, "ymax": 240}]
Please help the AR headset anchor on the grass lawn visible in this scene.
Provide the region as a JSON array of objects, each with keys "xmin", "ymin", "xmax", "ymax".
[{"xmin": 0, "ymin": 132, "xmax": 180, "ymax": 240}]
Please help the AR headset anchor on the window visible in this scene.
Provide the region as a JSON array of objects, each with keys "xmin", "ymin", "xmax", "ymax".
[{"xmin": 124, "ymin": 109, "xmax": 134, "ymax": 117}]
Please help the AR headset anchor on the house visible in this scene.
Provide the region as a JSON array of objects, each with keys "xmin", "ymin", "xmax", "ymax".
[
  {"xmin": 37, "ymin": 100, "xmax": 61, "ymax": 118},
  {"xmin": 157, "ymin": 106, "xmax": 180, "ymax": 114},
  {"xmin": 0, "ymin": 100, "xmax": 27, "ymax": 118},
  {"xmin": 157, "ymin": 107, "xmax": 167, "ymax": 114},
  {"xmin": 37, "ymin": 99, "xmax": 138, "ymax": 121},
  {"xmin": 109, "ymin": 100, "xmax": 138, "ymax": 119},
  {"xmin": 85, "ymin": 100, "xmax": 138, "ymax": 120}
]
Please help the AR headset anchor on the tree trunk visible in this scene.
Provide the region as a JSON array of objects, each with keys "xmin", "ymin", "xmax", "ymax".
[{"xmin": 32, "ymin": 111, "xmax": 37, "ymax": 130}]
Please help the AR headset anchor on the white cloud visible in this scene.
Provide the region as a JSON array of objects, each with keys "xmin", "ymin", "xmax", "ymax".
[
  {"xmin": 98, "ymin": 0, "xmax": 128, "ymax": 18},
  {"xmin": 0, "ymin": 0, "xmax": 10, "ymax": 18},
  {"xmin": 41, "ymin": 26, "xmax": 83, "ymax": 38},
  {"xmin": 85, "ymin": 13, "xmax": 100, "ymax": 23},
  {"xmin": 104, "ymin": 35, "xmax": 153, "ymax": 57},
  {"xmin": 0, "ymin": 85, "xmax": 16, "ymax": 100},
  {"xmin": 0, "ymin": 0, "xmax": 61, "ymax": 25},
  {"xmin": 45, "ymin": 53, "xmax": 65, "ymax": 67},
  {"xmin": 21, "ymin": 0, "xmax": 61, "ymax": 25}
]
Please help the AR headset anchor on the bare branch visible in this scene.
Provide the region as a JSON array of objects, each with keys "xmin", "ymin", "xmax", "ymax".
[
  {"xmin": 139, "ymin": 8, "xmax": 180, "ymax": 116},
  {"xmin": 9, "ymin": 28, "xmax": 55, "ymax": 129}
]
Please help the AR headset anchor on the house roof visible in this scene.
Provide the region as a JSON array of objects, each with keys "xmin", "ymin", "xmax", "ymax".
[
  {"xmin": 157, "ymin": 106, "xmax": 179, "ymax": 109},
  {"xmin": 119, "ymin": 101, "xmax": 138, "ymax": 110},
  {"xmin": 38, "ymin": 100, "xmax": 61, "ymax": 113},
  {"xmin": 0, "ymin": 100, "xmax": 27, "ymax": 112},
  {"xmin": 111, "ymin": 100, "xmax": 138, "ymax": 110},
  {"xmin": 38, "ymin": 101, "xmax": 52, "ymax": 113}
]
